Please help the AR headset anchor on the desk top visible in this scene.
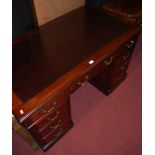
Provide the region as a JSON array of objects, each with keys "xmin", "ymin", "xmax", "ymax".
[{"xmin": 13, "ymin": 7, "xmax": 132, "ymax": 103}]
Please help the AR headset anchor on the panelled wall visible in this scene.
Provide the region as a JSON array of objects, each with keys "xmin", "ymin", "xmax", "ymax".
[
  {"xmin": 13, "ymin": 0, "xmax": 111, "ymax": 36},
  {"xmin": 33, "ymin": 0, "xmax": 85, "ymax": 25}
]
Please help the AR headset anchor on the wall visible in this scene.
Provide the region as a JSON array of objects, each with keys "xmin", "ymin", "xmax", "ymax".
[
  {"xmin": 13, "ymin": 0, "xmax": 37, "ymax": 37},
  {"xmin": 33, "ymin": 0, "xmax": 85, "ymax": 25}
]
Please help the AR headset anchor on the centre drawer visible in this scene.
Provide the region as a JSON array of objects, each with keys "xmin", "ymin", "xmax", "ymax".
[{"xmin": 69, "ymin": 66, "xmax": 98, "ymax": 93}]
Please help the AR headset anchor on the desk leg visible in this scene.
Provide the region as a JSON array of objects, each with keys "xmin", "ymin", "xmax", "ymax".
[{"xmin": 12, "ymin": 115, "xmax": 39, "ymax": 151}]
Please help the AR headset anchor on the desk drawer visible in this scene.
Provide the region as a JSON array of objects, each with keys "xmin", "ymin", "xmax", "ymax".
[
  {"xmin": 28, "ymin": 103, "xmax": 70, "ymax": 134},
  {"xmin": 112, "ymin": 38, "xmax": 136, "ymax": 75},
  {"xmin": 32, "ymin": 118, "xmax": 71, "ymax": 147},
  {"xmin": 69, "ymin": 76, "xmax": 86, "ymax": 93},
  {"xmin": 69, "ymin": 66, "xmax": 98, "ymax": 93},
  {"xmin": 33, "ymin": 118, "xmax": 69, "ymax": 142},
  {"xmin": 23, "ymin": 93, "xmax": 65, "ymax": 129},
  {"xmin": 108, "ymin": 71, "xmax": 127, "ymax": 88},
  {"xmin": 41, "ymin": 119, "xmax": 71, "ymax": 145},
  {"xmin": 112, "ymin": 53, "xmax": 132, "ymax": 75}
]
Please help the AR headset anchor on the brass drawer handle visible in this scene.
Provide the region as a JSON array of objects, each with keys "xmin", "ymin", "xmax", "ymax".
[
  {"xmin": 43, "ymin": 121, "xmax": 62, "ymax": 140},
  {"xmin": 122, "ymin": 52, "xmax": 130, "ymax": 60},
  {"xmin": 78, "ymin": 81, "xmax": 85, "ymax": 86},
  {"xmin": 76, "ymin": 74, "xmax": 90, "ymax": 88},
  {"xmin": 85, "ymin": 75, "xmax": 89, "ymax": 81},
  {"xmin": 52, "ymin": 101, "xmax": 57, "ymax": 106},
  {"xmin": 42, "ymin": 109, "xmax": 48, "ymax": 114},
  {"xmin": 77, "ymin": 75, "xmax": 89, "ymax": 86},
  {"xmin": 127, "ymin": 14, "xmax": 134, "ymax": 18},
  {"xmin": 38, "ymin": 120, "xmax": 62, "ymax": 133},
  {"xmin": 53, "ymin": 128, "xmax": 63, "ymax": 138},
  {"xmin": 42, "ymin": 101, "xmax": 57, "ymax": 114},
  {"xmin": 50, "ymin": 119, "xmax": 62, "ymax": 129},
  {"xmin": 47, "ymin": 111, "xmax": 60, "ymax": 122},
  {"xmin": 42, "ymin": 106, "xmax": 55, "ymax": 114},
  {"xmin": 125, "ymin": 40, "xmax": 135, "ymax": 49},
  {"xmin": 104, "ymin": 57, "xmax": 114, "ymax": 66}
]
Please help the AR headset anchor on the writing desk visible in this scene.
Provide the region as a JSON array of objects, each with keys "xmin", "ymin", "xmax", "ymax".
[{"xmin": 13, "ymin": 7, "xmax": 140, "ymax": 151}]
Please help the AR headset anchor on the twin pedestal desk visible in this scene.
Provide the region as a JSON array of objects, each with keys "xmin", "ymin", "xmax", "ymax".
[{"xmin": 12, "ymin": 7, "xmax": 140, "ymax": 151}]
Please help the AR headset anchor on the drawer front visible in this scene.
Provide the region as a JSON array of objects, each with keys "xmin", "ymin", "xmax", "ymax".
[
  {"xmin": 69, "ymin": 66, "xmax": 98, "ymax": 93},
  {"xmin": 29, "ymin": 102, "xmax": 70, "ymax": 132},
  {"xmin": 107, "ymin": 71, "xmax": 127, "ymax": 88},
  {"xmin": 85, "ymin": 66, "xmax": 98, "ymax": 81},
  {"xmin": 111, "ymin": 35, "xmax": 137, "ymax": 75},
  {"xmin": 23, "ymin": 92, "xmax": 66, "ymax": 129},
  {"xmin": 123, "ymin": 38, "xmax": 137, "ymax": 51},
  {"xmin": 112, "ymin": 52, "xmax": 132, "ymax": 75},
  {"xmin": 42, "ymin": 119, "xmax": 70, "ymax": 145},
  {"xmin": 69, "ymin": 76, "xmax": 86, "ymax": 93},
  {"xmin": 31, "ymin": 118, "xmax": 71, "ymax": 146}
]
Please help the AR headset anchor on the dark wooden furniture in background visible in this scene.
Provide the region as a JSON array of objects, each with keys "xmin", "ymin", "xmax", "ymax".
[
  {"xmin": 13, "ymin": 7, "xmax": 140, "ymax": 151},
  {"xmin": 102, "ymin": 0, "xmax": 142, "ymax": 25}
]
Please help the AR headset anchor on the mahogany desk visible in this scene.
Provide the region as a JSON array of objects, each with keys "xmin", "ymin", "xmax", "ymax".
[
  {"xmin": 12, "ymin": 7, "xmax": 140, "ymax": 151},
  {"xmin": 102, "ymin": 0, "xmax": 142, "ymax": 25}
]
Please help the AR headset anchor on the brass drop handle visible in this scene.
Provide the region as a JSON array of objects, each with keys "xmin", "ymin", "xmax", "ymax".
[
  {"xmin": 50, "ymin": 119, "xmax": 62, "ymax": 129},
  {"xmin": 42, "ymin": 109, "xmax": 48, "ymax": 114},
  {"xmin": 48, "ymin": 101, "xmax": 57, "ymax": 112},
  {"xmin": 42, "ymin": 101, "xmax": 57, "ymax": 114},
  {"xmin": 122, "ymin": 52, "xmax": 130, "ymax": 60},
  {"xmin": 125, "ymin": 40, "xmax": 135, "ymax": 49},
  {"xmin": 85, "ymin": 75, "xmax": 89, "ymax": 81},
  {"xmin": 43, "ymin": 122, "xmax": 62, "ymax": 140},
  {"xmin": 78, "ymin": 81, "xmax": 85, "ymax": 86},
  {"xmin": 53, "ymin": 128, "xmax": 63, "ymax": 138},
  {"xmin": 78, "ymin": 75, "xmax": 89, "ymax": 86},
  {"xmin": 127, "ymin": 14, "xmax": 133, "ymax": 18},
  {"xmin": 52, "ymin": 101, "xmax": 57, "ymax": 106},
  {"xmin": 104, "ymin": 57, "xmax": 114, "ymax": 66},
  {"xmin": 47, "ymin": 111, "xmax": 60, "ymax": 122}
]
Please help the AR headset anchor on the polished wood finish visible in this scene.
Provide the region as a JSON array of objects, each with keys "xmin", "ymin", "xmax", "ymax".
[
  {"xmin": 24, "ymin": 96, "xmax": 73, "ymax": 150},
  {"xmin": 102, "ymin": 0, "xmax": 142, "ymax": 25},
  {"xmin": 91, "ymin": 34, "xmax": 138, "ymax": 94},
  {"xmin": 13, "ymin": 7, "xmax": 132, "ymax": 103},
  {"xmin": 13, "ymin": 7, "xmax": 140, "ymax": 151}
]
